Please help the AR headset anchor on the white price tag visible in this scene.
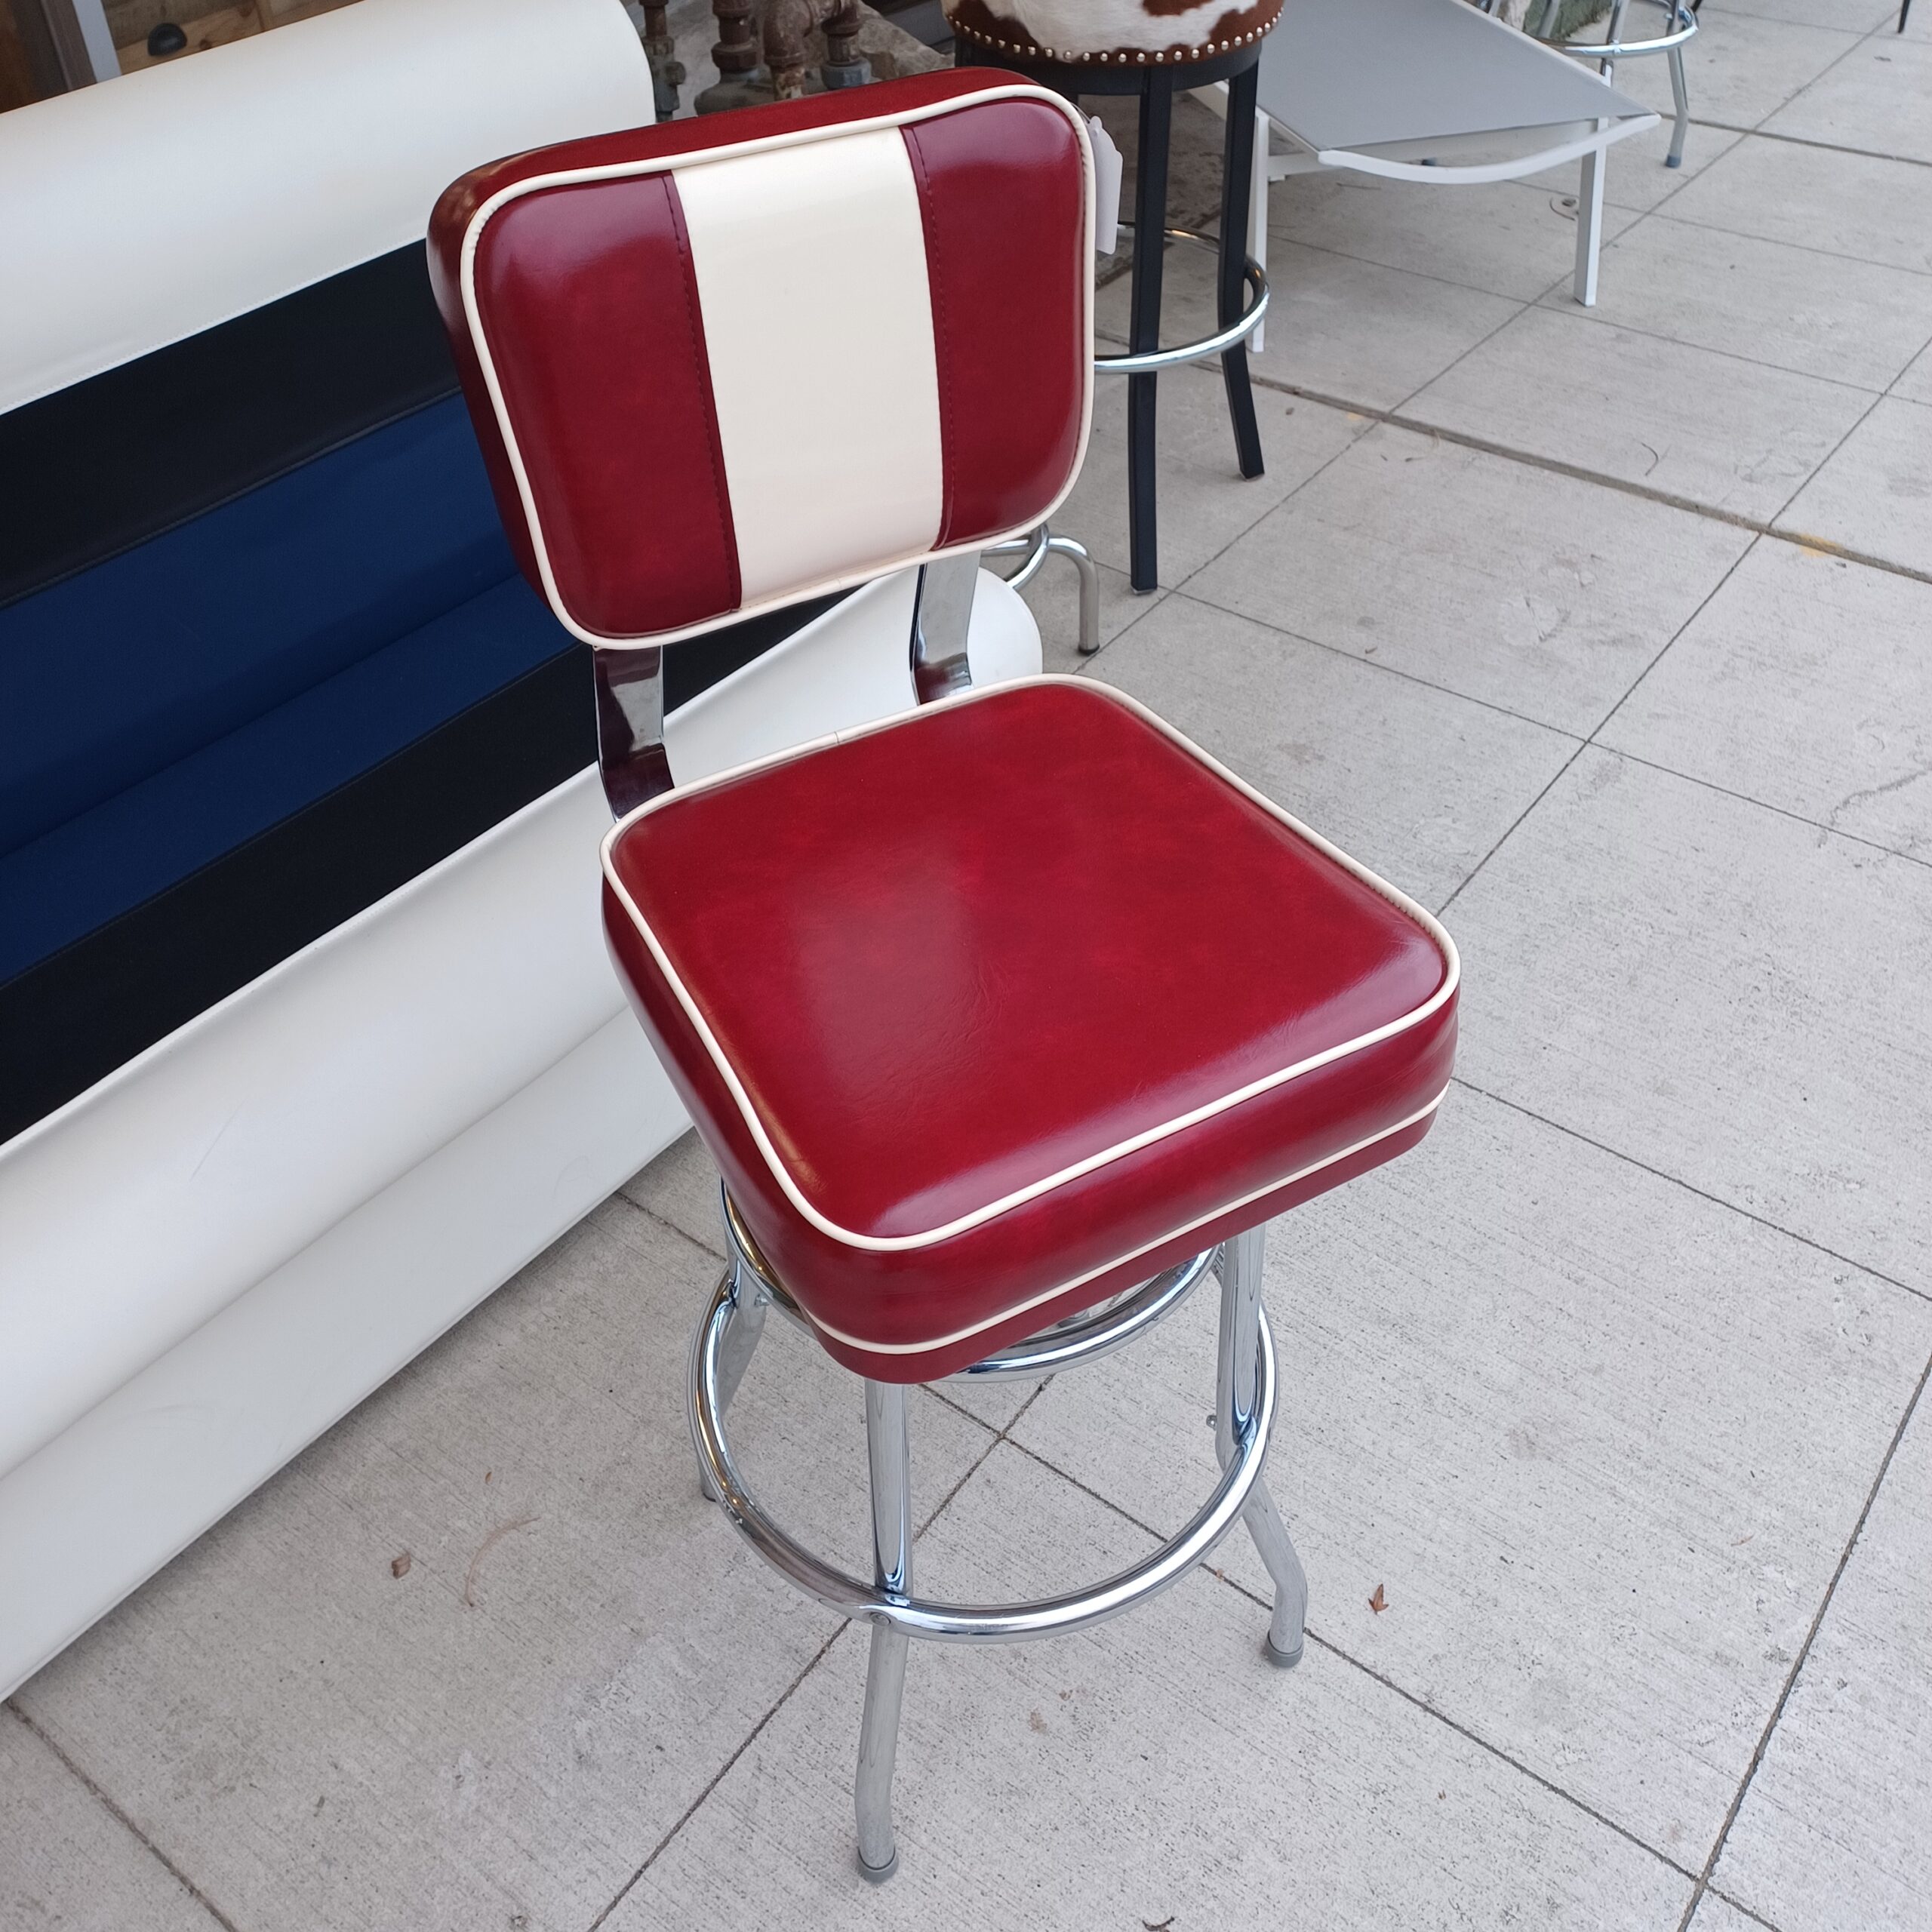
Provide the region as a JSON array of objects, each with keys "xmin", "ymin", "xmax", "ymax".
[{"xmin": 1088, "ymin": 115, "xmax": 1123, "ymax": 257}]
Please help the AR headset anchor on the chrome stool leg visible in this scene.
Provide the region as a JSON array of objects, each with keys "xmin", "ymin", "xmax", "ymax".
[
  {"xmin": 698, "ymin": 1269, "xmax": 768, "ymax": 1501},
  {"xmin": 1217, "ymin": 1226, "xmax": 1307, "ymax": 1666},
  {"xmin": 986, "ymin": 526, "xmax": 1102, "ymax": 657},
  {"xmin": 856, "ymin": 1380, "xmax": 912, "ymax": 1881},
  {"xmin": 692, "ymin": 1193, "xmax": 1294, "ymax": 1881},
  {"xmin": 1047, "ymin": 534, "xmax": 1103, "ymax": 656},
  {"xmin": 1665, "ymin": 28, "xmax": 1691, "ymax": 168}
]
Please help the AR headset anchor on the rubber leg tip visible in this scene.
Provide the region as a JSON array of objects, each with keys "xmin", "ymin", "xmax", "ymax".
[
  {"xmin": 857, "ymin": 1849, "xmax": 899, "ymax": 1884},
  {"xmin": 1665, "ymin": 154, "xmax": 1683, "ymax": 168},
  {"xmin": 1263, "ymin": 1636, "xmax": 1305, "ymax": 1669}
]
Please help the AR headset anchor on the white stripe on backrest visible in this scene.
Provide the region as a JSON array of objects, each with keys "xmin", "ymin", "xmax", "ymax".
[{"xmin": 674, "ymin": 128, "xmax": 945, "ymax": 606}]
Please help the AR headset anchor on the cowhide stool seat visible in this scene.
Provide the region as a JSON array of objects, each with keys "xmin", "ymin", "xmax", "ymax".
[
  {"xmin": 429, "ymin": 70, "xmax": 1457, "ymax": 1879},
  {"xmin": 949, "ymin": 0, "xmax": 1282, "ymax": 595}
]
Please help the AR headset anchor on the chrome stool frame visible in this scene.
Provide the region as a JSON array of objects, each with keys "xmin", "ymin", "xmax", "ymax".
[
  {"xmin": 1544, "ymin": 0, "xmax": 1697, "ymax": 171},
  {"xmin": 689, "ymin": 1187, "xmax": 1308, "ymax": 1881}
]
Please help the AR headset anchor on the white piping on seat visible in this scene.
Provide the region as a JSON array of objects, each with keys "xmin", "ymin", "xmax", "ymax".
[
  {"xmin": 600, "ymin": 675, "xmax": 1460, "ymax": 1254},
  {"xmin": 800, "ymin": 1084, "xmax": 1451, "ymax": 1356}
]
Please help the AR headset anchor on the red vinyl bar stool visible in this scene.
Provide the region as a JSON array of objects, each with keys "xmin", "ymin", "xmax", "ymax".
[{"xmin": 429, "ymin": 70, "xmax": 1457, "ymax": 1881}]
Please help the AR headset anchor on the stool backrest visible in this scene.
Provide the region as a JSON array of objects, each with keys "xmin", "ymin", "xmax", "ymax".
[{"xmin": 429, "ymin": 72, "xmax": 1094, "ymax": 656}]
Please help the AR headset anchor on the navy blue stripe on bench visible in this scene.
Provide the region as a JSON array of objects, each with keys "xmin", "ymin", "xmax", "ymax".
[
  {"xmin": 0, "ymin": 245, "xmax": 460, "ymax": 610},
  {"xmin": 0, "ymin": 566, "xmax": 575, "ymax": 985},
  {"xmin": 0, "ymin": 395, "xmax": 516, "ymax": 860}
]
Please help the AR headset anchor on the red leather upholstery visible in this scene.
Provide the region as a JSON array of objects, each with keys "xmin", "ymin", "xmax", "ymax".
[
  {"xmin": 603, "ymin": 678, "xmax": 1458, "ymax": 1382},
  {"xmin": 426, "ymin": 71, "xmax": 1092, "ymax": 648}
]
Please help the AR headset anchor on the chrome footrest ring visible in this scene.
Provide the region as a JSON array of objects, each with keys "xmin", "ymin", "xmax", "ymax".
[
  {"xmin": 687, "ymin": 1265, "xmax": 1276, "ymax": 1645},
  {"xmin": 1095, "ymin": 224, "xmax": 1269, "ymax": 377}
]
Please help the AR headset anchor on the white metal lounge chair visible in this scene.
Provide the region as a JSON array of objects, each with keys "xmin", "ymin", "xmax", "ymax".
[{"xmin": 1203, "ymin": 0, "xmax": 1658, "ymax": 322}]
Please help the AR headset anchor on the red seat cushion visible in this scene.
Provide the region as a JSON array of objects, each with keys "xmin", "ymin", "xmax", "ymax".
[{"xmin": 603, "ymin": 678, "xmax": 1458, "ymax": 1381}]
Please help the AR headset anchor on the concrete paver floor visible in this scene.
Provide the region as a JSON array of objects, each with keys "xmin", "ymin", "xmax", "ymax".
[{"xmin": 6, "ymin": 8, "xmax": 1930, "ymax": 1927}]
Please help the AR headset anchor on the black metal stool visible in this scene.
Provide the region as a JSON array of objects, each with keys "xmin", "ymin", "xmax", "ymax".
[{"xmin": 957, "ymin": 37, "xmax": 1271, "ymax": 595}]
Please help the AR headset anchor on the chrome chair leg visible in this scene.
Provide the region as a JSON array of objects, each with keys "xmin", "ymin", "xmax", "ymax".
[
  {"xmin": 1665, "ymin": 32, "xmax": 1690, "ymax": 168},
  {"xmin": 855, "ymin": 1379, "xmax": 912, "ymax": 1881},
  {"xmin": 987, "ymin": 526, "xmax": 1102, "ymax": 657},
  {"xmin": 1216, "ymin": 1226, "xmax": 1307, "ymax": 1666},
  {"xmin": 1045, "ymin": 534, "xmax": 1103, "ymax": 657},
  {"xmin": 699, "ymin": 1270, "xmax": 768, "ymax": 1501}
]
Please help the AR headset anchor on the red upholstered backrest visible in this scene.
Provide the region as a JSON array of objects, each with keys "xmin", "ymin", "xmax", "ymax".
[{"xmin": 428, "ymin": 72, "xmax": 1094, "ymax": 649}]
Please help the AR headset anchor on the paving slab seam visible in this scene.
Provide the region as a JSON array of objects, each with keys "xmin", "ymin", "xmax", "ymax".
[
  {"xmin": 1706, "ymin": 1884, "xmax": 1786, "ymax": 1932},
  {"xmin": 1478, "ymin": 294, "xmax": 1883, "ymax": 396},
  {"xmin": 1112, "ymin": 223, "xmax": 1546, "ymax": 315},
  {"xmin": 1060, "ymin": 564, "xmax": 1172, "ymax": 664},
  {"xmin": 1634, "ymin": 205, "xmax": 1932, "ymax": 279},
  {"xmin": 1237, "ymin": 372, "xmax": 1932, "ymax": 598},
  {"xmin": 1717, "ymin": 17, "xmax": 1876, "ymax": 135},
  {"xmin": 583, "ymin": 1382, "xmax": 1048, "ymax": 1925},
  {"xmin": 1580, "ymin": 531, "xmax": 1765, "ymax": 740},
  {"xmin": 1435, "ymin": 740, "xmax": 1592, "ymax": 919},
  {"xmin": 3, "ymin": 1700, "xmax": 245, "ymax": 1932},
  {"xmin": 583, "ymin": 1622, "xmax": 852, "ymax": 1931},
  {"xmin": 1157, "ymin": 586, "xmax": 1597, "ymax": 742},
  {"xmin": 1059, "ymin": 388, "xmax": 1378, "ymax": 647},
  {"xmin": 610, "ymin": 1188, "xmax": 725, "ymax": 1263},
  {"xmin": 1761, "ymin": 343, "xmax": 1928, "ymax": 531},
  {"xmin": 994, "ymin": 1433, "xmax": 1707, "ymax": 1889},
  {"xmin": 1685, "ymin": 123, "xmax": 1932, "ymax": 171},
  {"xmin": 1593, "ymin": 743, "xmax": 1932, "ymax": 874},
  {"xmin": 1449, "ymin": 1075, "xmax": 1932, "ymax": 1308},
  {"xmin": 1672, "ymin": 1343, "xmax": 1932, "ymax": 1932},
  {"xmin": 1263, "ymin": 200, "xmax": 1635, "ymax": 309},
  {"xmin": 922, "ymin": 1377, "xmax": 1035, "ymax": 1437}
]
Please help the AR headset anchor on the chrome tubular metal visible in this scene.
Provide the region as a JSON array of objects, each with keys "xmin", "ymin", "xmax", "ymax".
[
  {"xmin": 986, "ymin": 527, "xmax": 1102, "ymax": 656},
  {"xmin": 909, "ymin": 552, "xmax": 981, "ymax": 704},
  {"xmin": 592, "ymin": 647, "xmax": 672, "ymax": 818},
  {"xmin": 1095, "ymin": 226, "xmax": 1269, "ymax": 377},
  {"xmin": 1549, "ymin": 0, "xmax": 1697, "ymax": 60},
  {"xmin": 986, "ymin": 524, "xmax": 1050, "ymax": 589},
  {"xmin": 694, "ymin": 1191, "xmax": 1303, "ymax": 1875},
  {"xmin": 1217, "ymin": 1226, "xmax": 1307, "ymax": 1665},
  {"xmin": 856, "ymin": 1381, "xmax": 912, "ymax": 1880},
  {"xmin": 1665, "ymin": 29, "xmax": 1690, "ymax": 168},
  {"xmin": 1549, "ymin": 0, "xmax": 1695, "ymax": 171},
  {"xmin": 696, "ymin": 1265, "xmax": 768, "ymax": 1502},
  {"xmin": 950, "ymin": 1245, "xmax": 1219, "ymax": 1380},
  {"xmin": 687, "ymin": 1267, "xmax": 1279, "ymax": 1644}
]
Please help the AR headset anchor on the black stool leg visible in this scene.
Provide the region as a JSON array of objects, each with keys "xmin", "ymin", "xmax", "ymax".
[
  {"xmin": 1219, "ymin": 59, "xmax": 1266, "ymax": 481},
  {"xmin": 1128, "ymin": 72, "xmax": 1174, "ymax": 595}
]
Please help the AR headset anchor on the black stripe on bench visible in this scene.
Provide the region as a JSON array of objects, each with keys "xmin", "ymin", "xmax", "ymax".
[
  {"xmin": 0, "ymin": 595, "xmax": 843, "ymax": 1144},
  {"xmin": 0, "ymin": 245, "xmax": 460, "ymax": 611}
]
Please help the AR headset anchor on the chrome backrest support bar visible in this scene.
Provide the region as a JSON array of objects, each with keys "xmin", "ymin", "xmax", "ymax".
[
  {"xmin": 592, "ymin": 648, "xmax": 672, "ymax": 816},
  {"xmin": 909, "ymin": 552, "xmax": 981, "ymax": 705}
]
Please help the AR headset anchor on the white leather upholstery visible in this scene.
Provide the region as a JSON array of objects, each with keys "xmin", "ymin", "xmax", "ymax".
[
  {"xmin": 677, "ymin": 129, "xmax": 946, "ymax": 605},
  {"xmin": 0, "ymin": 0, "xmax": 649, "ymax": 412}
]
